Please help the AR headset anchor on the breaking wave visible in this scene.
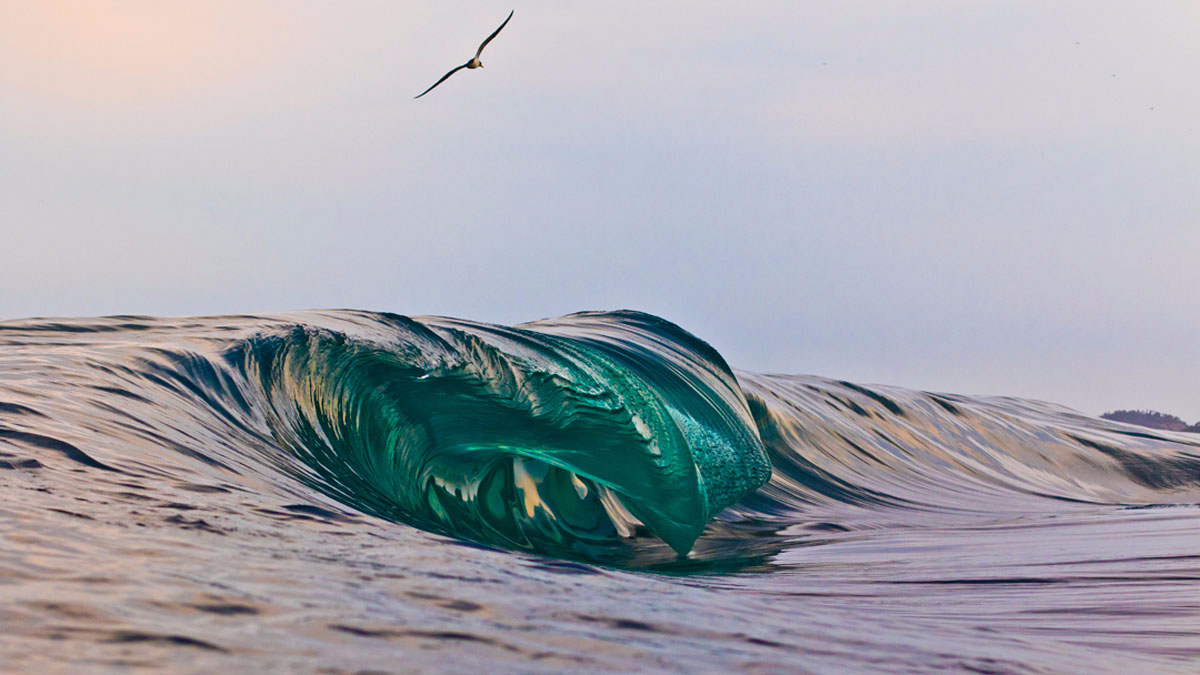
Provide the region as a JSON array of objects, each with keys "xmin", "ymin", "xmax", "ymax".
[{"xmin": 2, "ymin": 309, "xmax": 1198, "ymax": 567}]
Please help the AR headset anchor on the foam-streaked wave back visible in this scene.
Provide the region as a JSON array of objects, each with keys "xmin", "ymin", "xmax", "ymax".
[
  {"xmin": 1, "ymin": 310, "xmax": 1198, "ymax": 563},
  {"xmin": 735, "ymin": 374, "xmax": 1200, "ymax": 523}
]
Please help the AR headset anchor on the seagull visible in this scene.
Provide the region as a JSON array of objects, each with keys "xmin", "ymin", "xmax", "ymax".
[{"xmin": 414, "ymin": 10, "xmax": 514, "ymax": 99}]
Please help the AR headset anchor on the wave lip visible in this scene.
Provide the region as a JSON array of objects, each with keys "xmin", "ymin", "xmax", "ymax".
[{"xmin": 238, "ymin": 310, "xmax": 772, "ymax": 556}]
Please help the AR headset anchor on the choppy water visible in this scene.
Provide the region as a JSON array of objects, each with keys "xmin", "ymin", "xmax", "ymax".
[{"xmin": 2, "ymin": 310, "xmax": 1199, "ymax": 672}]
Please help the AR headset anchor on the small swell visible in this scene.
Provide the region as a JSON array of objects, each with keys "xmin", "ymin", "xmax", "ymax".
[{"xmin": 733, "ymin": 373, "xmax": 1200, "ymax": 521}]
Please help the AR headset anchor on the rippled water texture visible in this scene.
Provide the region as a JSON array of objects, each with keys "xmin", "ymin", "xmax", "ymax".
[{"xmin": 2, "ymin": 311, "xmax": 1199, "ymax": 672}]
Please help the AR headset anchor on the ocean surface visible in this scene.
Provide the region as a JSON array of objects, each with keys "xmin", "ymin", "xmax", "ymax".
[{"xmin": 2, "ymin": 310, "xmax": 1199, "ymax": 673}]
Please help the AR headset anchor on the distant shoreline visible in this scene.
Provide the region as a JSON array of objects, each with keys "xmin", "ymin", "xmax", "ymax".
[{"xmin": 1101, "ymin": 409, "xmax": 1200, "ymax": 433}]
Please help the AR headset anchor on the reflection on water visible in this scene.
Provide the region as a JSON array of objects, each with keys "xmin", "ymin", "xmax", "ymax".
[{"xmin": 2, "ymin": 311, "xmax": 1199, "ymax": 672}]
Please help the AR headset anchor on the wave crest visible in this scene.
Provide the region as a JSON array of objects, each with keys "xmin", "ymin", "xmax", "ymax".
[{"xmin": 234, "ymin": 311, "xmax": 772, "ymax": 556}]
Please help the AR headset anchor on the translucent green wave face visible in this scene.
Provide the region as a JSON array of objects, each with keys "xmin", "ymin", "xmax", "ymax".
[{"xmin": 236, "ymin": 311, "xmax": 771, "ymax": 557}]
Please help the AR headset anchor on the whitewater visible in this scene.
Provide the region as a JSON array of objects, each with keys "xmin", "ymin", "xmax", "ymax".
[{"xmin": 2, "ymin": 310, "xmax": 1198, "ymax": 672}]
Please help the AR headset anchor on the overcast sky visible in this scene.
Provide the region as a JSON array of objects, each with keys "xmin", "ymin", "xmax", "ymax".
[{"xmin": 1, "ymin": 1, "xmax": 1197, "ymax": 417}]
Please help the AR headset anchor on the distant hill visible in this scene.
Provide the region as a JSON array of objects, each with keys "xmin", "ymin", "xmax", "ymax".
[{"xmin": 1101, "ymin": 409, "xmax": 1200, "ymax": 433}]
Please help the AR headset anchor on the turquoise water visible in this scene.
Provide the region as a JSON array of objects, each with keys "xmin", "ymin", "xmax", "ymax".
[{"xmin": 2, "ymin": 310, "xmax": 1199, "ymax": 671}]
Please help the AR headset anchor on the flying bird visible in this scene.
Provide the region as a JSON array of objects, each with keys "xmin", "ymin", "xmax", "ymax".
[{"xmin": 414, "ymin": 10, "xmax": 514, "ymax": 99}]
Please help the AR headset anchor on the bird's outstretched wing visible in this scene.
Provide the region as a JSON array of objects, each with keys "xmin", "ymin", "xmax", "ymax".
[
  {"xmin": 475, "ymin": 10, "xmax": 514, "ymax": 60},
  {"xmin": 414, "ymin": 62, "xmax": 471, "ymax": 99}
]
